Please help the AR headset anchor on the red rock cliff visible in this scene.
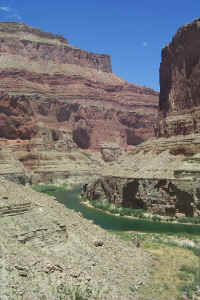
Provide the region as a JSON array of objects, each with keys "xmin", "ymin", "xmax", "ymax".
[
  {"xmin": 156, "ymin": 19, "xmax": 200, "ymax": 137},
  {"xmin": 0, "ymin": 22, "xmax": 158, "ymax": 150}
]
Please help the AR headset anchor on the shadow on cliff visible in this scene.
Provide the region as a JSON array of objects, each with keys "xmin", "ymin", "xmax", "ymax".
[{"xmin": 50, "ymin": 186, "xmax": 200, "ymax": 236}]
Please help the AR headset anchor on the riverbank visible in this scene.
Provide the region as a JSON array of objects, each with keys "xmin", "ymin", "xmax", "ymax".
[
  {"xmin": 31, "ymin": 183, "xmax": 200, "ymax": 299},
  {"xmin": 32, "ymin": 184, "xmax": 200, "ymax": 235},
  {"xmin": 81, "ymin": 198, "xmax": 200, "ymax": 226}
]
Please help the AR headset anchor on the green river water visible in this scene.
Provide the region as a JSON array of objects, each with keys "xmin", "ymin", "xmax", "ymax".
[{"xmin": 46, "ymin": 186, "xmax": 200, "ymax": 236}]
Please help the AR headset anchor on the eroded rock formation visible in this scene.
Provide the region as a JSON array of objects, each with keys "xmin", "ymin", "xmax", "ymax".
[
  {"xmin": 84, "ymin": 19, "xmax": 200, "ymax": 216},
  {"xmin": 0, "ymin": 22, "xmax": 158, "ymax": 154},
  {"xmin": 86, "ymin": 177, "xmax": 200, "ymax": 217},
  {"xmin": 156, "ymin": 19, "xmax": 200, "ymax": 138}
]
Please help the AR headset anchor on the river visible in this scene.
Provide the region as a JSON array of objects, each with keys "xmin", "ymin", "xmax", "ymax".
[{"xmin": 48, "ymin": 186, "xmax": 200, "ymax": 236}]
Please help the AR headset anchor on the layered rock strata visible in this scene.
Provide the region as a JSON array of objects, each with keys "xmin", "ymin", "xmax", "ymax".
[
  {"xmin": 0, "ymin": 22, "xmax": 112, "ymax": 72},
  {"xmin": 0, "ymin": 22, "xmax": 158, "ymax": 154},
  {"xmin": 84, "ymin": 19, "xmax": 200, "ymax": 216},
  {"xmin": 156, "ymin": 18, "xmax": 200, "ymax": 138}
]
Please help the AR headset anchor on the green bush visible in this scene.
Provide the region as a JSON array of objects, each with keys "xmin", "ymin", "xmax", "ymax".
[
  {"xmin": 119, "ymin": 208, "xmax": 133, "ymax": 216},
  {"xmin": 152, "ymin": 215, "xmax": 162, "ymax": 222},
  {"xmin": 81, "ymin": 196, "xmax": 88, "ymax": 202},
  {"xmin": 108, "ymin": 207, "xmax": 119, "ymax": 214},
  {"xmin": 177, "ymin": 217, "xmax": 200, "ymax": 224},
  {"xmin": 166, "ymin": 217, "xmax": 176, "ymax": 222},
  {"xmin": 32, "ymin": 184, "xmax": 59, "ymax": 196},
  {"xmin": 131, "ymin": 209, "xmax": 145, "ymax": 218},
  {"xmin": 81, "ymin": 152, "xmax": 92, "ymax": 160}
]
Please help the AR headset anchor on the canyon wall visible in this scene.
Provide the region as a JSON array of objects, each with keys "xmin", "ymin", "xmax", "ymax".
[
  {"xmin": 0, "ymin": 22, "xmax": 158, "ymax": 152},
  {"xmin": 156, "ymin": 18, "xmax": 200, "ymax": 137},
  {"xmin": 85, "ymin": 19, "xmax": 200, "ymax": 217},
  {"xmin": 0, "ymin": 22, "xmax": 112, "ymax": 72}
]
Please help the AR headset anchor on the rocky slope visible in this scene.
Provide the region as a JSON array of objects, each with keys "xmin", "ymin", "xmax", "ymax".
[
  {"xmin": 0, "ymin": 22, "xmax": 158, "ymax": 152},
  {"xmin": 0, "ymin": 177, "xmax": 152, "ymax": 300}
]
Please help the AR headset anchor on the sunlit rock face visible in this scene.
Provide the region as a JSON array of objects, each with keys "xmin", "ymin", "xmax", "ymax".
[
  {"xmin": 156, "ymin": 19, "xmax": 200, "ymax": 138},
  {"xmin": 0, "ymin": 22, "xmax": 158, "ymax": 151}
]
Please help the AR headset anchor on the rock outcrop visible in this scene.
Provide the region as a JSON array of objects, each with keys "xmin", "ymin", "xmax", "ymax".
[
  {"xmin": 84, "ymin": 19, "xmax": 200, "ymax": 216},
  {"xmin": 0, "ymin": 22, "xmax": 112, "ymax": 72},
  {"xmin": 100, "ymin": 143, "xmax": 122, "ymax": 162},
  {"xmin": 156, "ymin": 19, "xmax": 200, "ymax": 138},
  {"xmin": 0, "ymin": 22, "xmax": 158, "ymax": 153},
  {"xmin": 86, "ymin": 176, "xmax": 200, "ymax": 217}
]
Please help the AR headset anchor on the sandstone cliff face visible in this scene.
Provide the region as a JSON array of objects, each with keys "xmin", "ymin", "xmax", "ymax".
[
  {"xmin": 156, "ymin": 19, "xmax": 200, "ymax": 137},
  {"xmin": 0, "ymin": 22, "xmax": 111, "ymax": 72},
  {"xmin": 0, "ymin": 22, "xmax": 158, "ymax": 153}
]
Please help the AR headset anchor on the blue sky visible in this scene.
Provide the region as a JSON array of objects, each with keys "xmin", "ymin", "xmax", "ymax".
[{"xmin": 0, "ymin": 0, "xmax": 199, "ymax": 91}]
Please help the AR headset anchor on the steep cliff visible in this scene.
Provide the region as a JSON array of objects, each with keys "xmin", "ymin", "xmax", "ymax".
[
  {"xmin": 0, "ymin": 22, "xmax": 158, "ymax": 153},
  {"xmin": 156, "ymin": 18, "xmax": 200, "ymax": 137},
  {"xmin": 83, "ymin": 19, "xmax": 200, "ymax": 217}
]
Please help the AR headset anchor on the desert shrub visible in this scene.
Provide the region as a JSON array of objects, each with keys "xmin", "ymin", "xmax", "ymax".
[
  {"xmin": 57, "ymin": 285, "xmax": 93, "ymax": 300},
  {"xmin": 119, "ymin": 208, "xmax": 145, "ymax": 218},
  {"xmin": 177, "ymin": 217, "xmax": 200, "ymax": 224},
  {"xmin": 178, "ymin": 263, "xmax": 200, "ymax": 299},
  {"xmin": 81, "ymin": 151, "xmax": 92, "ymax": 160},
  {"xmin": 93, "ymin": 201, "xmax": 110, "ymax": 211},
  {"xmin": 90, "ymin": 200, "xmax": 145, "ymax": 218},
  {"xmin": 81, "ymin": 195, "xmax": 88, "ymax": 202},
  {"xmin": 108, "ymin": 207, "xmax": 119, "ymax": 214},
  {"xmin": 32, "ymin": 184, "xmax": 59, "ymax": 196},
  {"xmin": 119, "ymin": 208, "xmax": 133, "ymax": 216},
  {"xmin": 131, "ymin": 209, "xmax": 145, "ymax": 218},
  {"xmin": 166, "ymin": 216, "xmax": 176, "ymax": 222},
  {"xmin": 152, "ymin": 215, "xmax": 162, "ymax": 222}
]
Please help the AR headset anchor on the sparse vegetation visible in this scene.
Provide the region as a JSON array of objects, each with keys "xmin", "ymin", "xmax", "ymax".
[
  {"xmin": 85, "ymin": 198, "xmax": 200, "ymax": 225},
  {"xmin": 31, "ymin": 184, "xmax": 67, "ymax": 196},
  {"xmin": 32, "ymin": 184, "xmax": 200, "ymax": 299},
  {"xmin": 56, "ymin": 285, "xmax": 100, "ymax": 300},
  {"xmin": 178, "ymin": 263, "xmax": 200, "ymax": 299},
  {"xmin": 89, "ymin": 199, "xmax": 145, "ymax": 217},
  {"xmin": 177, "ymin": 216, "xmax": 200, "ymax": 224},
  {"xmin": 110, "ymin": 230, "xmax": 200, "ymax": 300},
  {"xmin": 81, "ymin": 151, "xmax": 92, "ymax": 160}
]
